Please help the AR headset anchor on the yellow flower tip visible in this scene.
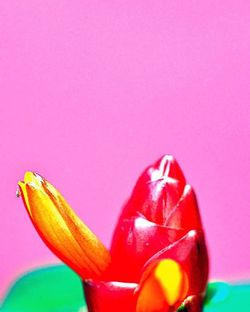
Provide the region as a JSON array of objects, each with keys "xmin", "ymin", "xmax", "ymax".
[
  {"xmin": 23, "ymin": 171, "xmax": 44, "ymax": 187},
  {"xmin": 17, "ymin": 172, "xmax": 43, "ymax": 215},
  {"xmin": 17, "ymin": 181, "xmax": 31, "ymax": 215},
  {"xmin": 154, "ymin": 259, "xmax": 188, "ymax": 305},
  {"xmin": 136, "ymin": 259, "xmax": 189, "ymax": 312},
  {"xmin": 18, "ymin": 172, "xmax": 112, "ymax": 280}
]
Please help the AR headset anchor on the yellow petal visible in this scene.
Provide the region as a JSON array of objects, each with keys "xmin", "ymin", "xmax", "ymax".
[
  {"xmin": 18, "ymin": 172, "xmax": 111, "ymax": 280},
  {"xmin": 136, "ymin": 259, "xmax": 189, "ymax": 312}
]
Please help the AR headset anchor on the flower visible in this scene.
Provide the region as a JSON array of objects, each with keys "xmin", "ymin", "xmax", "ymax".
[
  {"xmin": 18, "ymin": 155, "xmax": 209, "ymax": 312},
  {"xmin": 18, "ymin": 172, "xmax": 111, "ymax": 280}
]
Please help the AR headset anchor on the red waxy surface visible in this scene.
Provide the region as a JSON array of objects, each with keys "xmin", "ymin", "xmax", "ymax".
[
  {"xmin": 84, "ymin": 280, "xmax": 137, "ymax": 312},
  {"xmin": 85, "ymin": 156, "xmax": 209, "ymax": 312},
  {"xmin": 143, "ymin": 230, "xmax": 209, "ymax": 296},
  {"xmin": 110, "ymin": 216, "xmax": 185, "ymax": 282}
]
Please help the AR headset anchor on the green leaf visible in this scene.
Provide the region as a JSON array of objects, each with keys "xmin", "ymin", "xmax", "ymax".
[
  {"xmin": 203, "ymin": 281, "xmax": 250, "ymax": 312},
  {"xmin": 1, "ymin": 265, "xmax": 249, "ymax": 311},
  {"xmin": 0, "ymin": 265, "xmax": 86, "ymax": 312}
]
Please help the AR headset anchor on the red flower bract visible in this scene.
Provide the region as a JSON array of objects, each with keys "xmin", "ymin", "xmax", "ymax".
[
  {"xmin": 18, "ymin": 155, "xmax": 209, "ymax": 312},
  {"xmin": 85, "ymin": 155, "xmax": 208, "ymax": 312}
]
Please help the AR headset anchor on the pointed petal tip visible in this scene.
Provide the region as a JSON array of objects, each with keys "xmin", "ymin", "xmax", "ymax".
[
  {"xmin": 160, "ymin": 154, "xmax": 175, "ymax": 162},
  {"xmin": 23, "ymin": 171, "xmax": 44, "ymax": 187},
  {"xmin": 17, "ymin": 181, "xmax": 26, "ymax": 199},
  {"xmin": 17, "ymin": 180, "xmax": 24, "ymax": 189},
  {"xmin": 157, "ymin": 154, "xmax": 180, "ymax": 167},
  {"xmin": 17, "ymin": 180, "xmax": 32, "ymax": 215},
  {"xmin": 154, "ymin": 154, "xmax": 186, "ymax": 183}
]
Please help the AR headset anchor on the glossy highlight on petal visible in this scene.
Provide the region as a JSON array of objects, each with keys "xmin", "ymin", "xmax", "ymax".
[
  {"xmin": 114, "ymin": 155, "xmax": 187, "ymax": 231},
  {"xmin": 110, "ymin": 216, "xmax": 185, "ymax": 282},
  {"xmin": 18, "ymin": 172, "xmax": 111, "ymax": 280},
  {"xmin": 165, "ymin": 185, "xmax": 202, "ymax": 231}
]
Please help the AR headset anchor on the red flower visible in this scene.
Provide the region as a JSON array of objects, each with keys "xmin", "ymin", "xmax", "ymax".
[{"xmin": 18, "ymin": 155, "xmax": 209, "ymax": 312}]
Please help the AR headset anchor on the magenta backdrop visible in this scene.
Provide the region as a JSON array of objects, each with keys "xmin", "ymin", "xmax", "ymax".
[{"xmin": 0, "ymin": 1, "xmax": 250, "ymax": 297}]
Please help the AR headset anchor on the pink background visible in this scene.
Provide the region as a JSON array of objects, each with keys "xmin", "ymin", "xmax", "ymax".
[{"xmin": 0, "ymin": 1, "xmax": 249, "ymax": 297}]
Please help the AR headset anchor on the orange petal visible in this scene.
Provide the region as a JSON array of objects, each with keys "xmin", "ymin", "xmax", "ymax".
[
  {"xmin": 18, "ymin": 172, "xmax": 111, "ymax": 280},
  {"xmin": 136, "ymin": 259, "xmax": 189, "ymax": 312}
]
